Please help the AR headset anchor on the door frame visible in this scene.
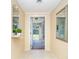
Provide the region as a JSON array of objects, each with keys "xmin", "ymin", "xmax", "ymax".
[{"xmin": 25, "ymin": 13, "xmax": 51, "ymax": 51}]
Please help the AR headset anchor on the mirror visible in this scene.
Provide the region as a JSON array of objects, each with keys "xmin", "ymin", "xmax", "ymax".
[{"xmin": 56, "ymin": 5, "xmax": 68, "ymax": 42}]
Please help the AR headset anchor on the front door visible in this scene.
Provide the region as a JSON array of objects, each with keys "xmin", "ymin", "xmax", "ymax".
[{"xmin": 30, "ymin": 17, "xmax": 45, "ymax": 49}]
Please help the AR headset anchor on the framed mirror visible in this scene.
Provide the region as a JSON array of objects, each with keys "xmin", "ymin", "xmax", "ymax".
[{"xmin": 56, "ymin": 5, "xmax": 68, "ymax": 42}]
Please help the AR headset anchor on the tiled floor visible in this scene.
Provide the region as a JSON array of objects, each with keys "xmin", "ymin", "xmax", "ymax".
[{"xmin": 20, "ymin": 50, "xmax": 58, "ymax": 59}]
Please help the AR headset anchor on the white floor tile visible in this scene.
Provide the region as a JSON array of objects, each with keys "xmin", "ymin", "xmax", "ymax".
[{"xmin": 20, "ymin": 50, "xmax": 58, "ymax": 59}]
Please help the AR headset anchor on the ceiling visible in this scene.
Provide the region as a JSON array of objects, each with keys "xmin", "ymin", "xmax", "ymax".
[{"xmin": 17, "ymin": 0, "xmax": 61, "ymax": 13}]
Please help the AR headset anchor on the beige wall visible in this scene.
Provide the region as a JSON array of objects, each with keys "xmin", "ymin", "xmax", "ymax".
[
  {"xmin": 50, "ymin": 0, "xmax": 68, "ymax": 59},
  {"xmin": 25, "ymin": 12, "xmax": 51, "ymax": 51},
  {"xmin": 11, "ymin": 0, "xmax": 25, "ymax": 59}
]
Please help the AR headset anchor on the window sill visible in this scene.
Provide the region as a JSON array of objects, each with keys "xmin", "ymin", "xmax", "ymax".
[{"xmin": 12, "ymin": 33, "xmax": 21, "ymax": 38}]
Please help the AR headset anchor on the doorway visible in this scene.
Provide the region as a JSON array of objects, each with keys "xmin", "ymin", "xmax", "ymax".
[{"xmin": 30, "ymin": 17, "xmax": 45, "ymax": 49}]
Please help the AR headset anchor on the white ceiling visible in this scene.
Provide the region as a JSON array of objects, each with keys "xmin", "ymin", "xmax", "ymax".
[{"xmin": 17, "ymin": 0, "xmax": 61, "ymax": 13}]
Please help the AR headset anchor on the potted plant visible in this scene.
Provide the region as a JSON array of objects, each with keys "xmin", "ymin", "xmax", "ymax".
[
  {"xmin": 12, "ymin": 28, "xmax": 22, "ymax": 37},
  {"xmin": 13, "ymin": 28, "xmax": 17, "ymax": 35},
  {"xmin": 17, "ymin": 28, "xmax": 22, "ymax": 36}
]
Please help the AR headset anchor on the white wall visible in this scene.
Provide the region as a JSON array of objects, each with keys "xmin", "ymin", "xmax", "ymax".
[{"xmin": 25, "ymin": 12, "xmax": 51, "ymax": 51}]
